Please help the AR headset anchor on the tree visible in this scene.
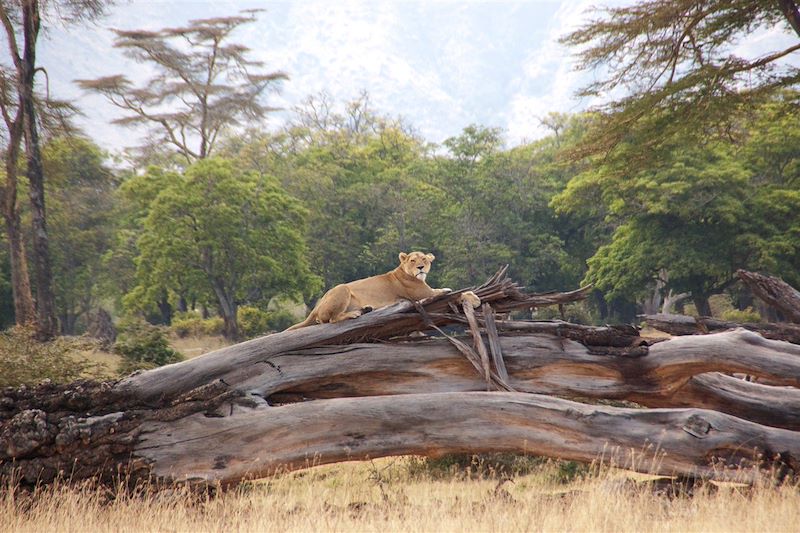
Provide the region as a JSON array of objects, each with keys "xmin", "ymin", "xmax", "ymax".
[
  {"xmin": 0, "ymin": 0, "xmax": 105, "ymax": 337},
  {"xmin": 43, "ymin": 137, "xmax": 116, "ymax": 334},
  {"xmin": 562, "ymin": 0, "xmax": 800, "ymax": 168},
  {"xmin": 553, "ymin": 98, "xmax": 800, "ymax": 316},
  {"xmin": 0, "ymin": 66, "xmax": 35, "ymax": 326},
  {"xmin": 77, "ymin": 11, "xmax": 288, "ymax": 165},
  {"xmin": 432, "ymin": 123, "xmax": 590, "ymax": 293},
  {"xmin": 129, "ymin": 158, "xmax": 319, "ymax": 339}
]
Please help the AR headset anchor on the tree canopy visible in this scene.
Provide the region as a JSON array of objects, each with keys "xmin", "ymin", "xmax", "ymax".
[
  {"xmin": 127, "ymin": 158, "xmax": 319, "ymax": 339},
  {"xmin": 76, "ymin": 11, "xmax": 287, "ymax": 164}
]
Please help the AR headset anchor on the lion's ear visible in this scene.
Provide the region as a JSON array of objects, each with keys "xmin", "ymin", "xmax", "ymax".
[
  {"xmin": 398, "ymin": 252, "xmax": 408, "ymax": 263},
  {"xmin": 426, "ymin": 254, "xmax": 435, "ymax": 262}
]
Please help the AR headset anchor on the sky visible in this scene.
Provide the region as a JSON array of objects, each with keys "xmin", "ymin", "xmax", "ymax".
[{"xmin": 32, "ymin": 0, "xmax": 800, "ymax": 155}]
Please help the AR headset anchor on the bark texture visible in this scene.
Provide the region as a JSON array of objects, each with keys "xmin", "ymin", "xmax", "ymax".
[
  {"xmin": 737, "ymin": 269, "xmax": 800, "ymax": 323},
  {"xmin": 2, "ymin": 272, "xmax": 799, "ymax": 488}
]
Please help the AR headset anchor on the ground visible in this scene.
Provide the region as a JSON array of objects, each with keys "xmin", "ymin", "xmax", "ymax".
[{"xmin": 2, "ymin": 458, "xmax": 797, "ymax": 532}]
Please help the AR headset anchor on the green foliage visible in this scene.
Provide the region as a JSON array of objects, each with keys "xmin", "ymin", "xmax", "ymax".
[
  {"xmin": 555, "ymin": 100, "xmax": 800, "ymax": 311},
  {"xmin": 405, "ymin": 453, "xmax": 586, "ymax": 483},
  {"xmin": 128, "ymin": 158, "xmax": 320, "ymax": 338},
  {"xmin": 721, "ymin": 308, "xmax": 762, "ymax": 324},
  {"xmin": 43, "ymin": 137, "xmax": 117, "ymax": 334},
  {"xmin": 0, "ymin": 327, "xmax": 106, "ymax": 387},
  {"xmin": 561, "ymin": 1, "xmax": 800, "ymax": 174},
  {"xmin": 236, "ymin": 306, "xmax": 297, "ymax": 337},
  {"xmin": 535, "ymin": 302, "xmax": 595, "ymax": 325},
  {"xmin": 113, "ymin": 319, "xmax": 183, "ymax": 373},
  {"xmin": 266, "ymin": 310, "xmax": 297, "ymax": 333},
  {"xmin": 237, "ymin": 306, "xmax": 271, "ymax": 338},
  {"xmin": 171, "ymin": 314, "xmax": 224, "ymax": 338}
]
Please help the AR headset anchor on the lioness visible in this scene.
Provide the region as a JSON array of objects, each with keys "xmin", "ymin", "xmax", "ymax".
[{"xmin": 287, "ymin": 251, "xmax": 480, "ymax": 330}]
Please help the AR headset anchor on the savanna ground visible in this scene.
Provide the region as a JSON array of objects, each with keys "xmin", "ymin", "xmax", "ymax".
[{"xmin": 6, "ymin": 333, "xmax": 800, "ymax": 532}]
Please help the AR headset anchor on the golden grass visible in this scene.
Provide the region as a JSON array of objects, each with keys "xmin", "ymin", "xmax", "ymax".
[
  {"xmin": 2, "ymin": 459, "xmax": 798, "ymax": 533},
  {"xmin": 169, "ymin": 334, "xmax": 233, "ymax": 360}
]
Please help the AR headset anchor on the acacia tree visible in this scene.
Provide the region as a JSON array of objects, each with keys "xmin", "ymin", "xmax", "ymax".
[
  {"xmin": 562, "ymin": 0, "xmax": 800, "ymax": 167},
  {"xmin": 1, "ymin": 0, "xmax": 105, "ymax": 337},
  {"xmin": 129, "ymin": 158, "xmax": 319, "ymax": 339},
  {"xmin": 77, "ymin": 11, "xmax": 287, "ymax": 165}
]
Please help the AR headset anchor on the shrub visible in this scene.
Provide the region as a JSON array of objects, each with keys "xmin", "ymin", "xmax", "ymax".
[
  {"xmin": 114, "ymin": 319, "xmax": 183, "ymax": 373},
  {"xmin": 721, "ymin": 307, "xmax": 762, "ymax": 323},
  {"xmin": 534, "ymin": 302, "xmax": 594, "ymax": 325},
  {"xmin": 0, "ymin": 327, "xmax": 106, "ymax": 387},
  {"xmin": 266, "ymin": 310, "xmax": 297, "ymax": 332},
  {"xmin": 171, "ymin": 314, "xmax": 225, "ymax": 337},
  {"xmin": 237, "ymin": 307, "xmax": 296, "ymax": 337},
  {"xmin": 201, "ymin": 316, "xmax": 224, "ymax": 336}
]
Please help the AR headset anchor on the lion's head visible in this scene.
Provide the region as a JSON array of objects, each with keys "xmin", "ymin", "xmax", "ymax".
[{"xmin": 398, "ymin": 251, "xmax": 435, "ymax": 281}]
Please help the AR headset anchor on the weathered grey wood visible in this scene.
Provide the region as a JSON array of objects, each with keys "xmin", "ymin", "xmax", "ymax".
[
  {"xmin": 660, "ymin": 373, "xmax": 800, "ymax": 430},
  {"xmin": 642, "ymin": 313, "xmax": 800, "ymax": 344},
  {"xmin": 118, "ymin": 274, "xmax": 591, "ymax": 404},
  {"xmin": 462, "ymin": 301, "xmax": 492, "ymax": 390},
  {"xmin": 199, "ymin": 329, "xmax": 800, "ymax": 430},
  {"xmin": 4, "ymin": 329, "xmax": 800, "ymax": 487},
  {"xmin": 738, "ymin": 269, "xmax": 800, "ymax": 323},
  {"xmin": 136, "ymin": 392, "xmax": 800, "ymax": 486},
  {"xmin": 482, "ymin": 303, "xmax": 510, "ymax": 384}
]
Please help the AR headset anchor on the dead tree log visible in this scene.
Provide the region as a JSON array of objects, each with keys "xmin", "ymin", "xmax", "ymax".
[
  {"xmin": 737, "ymin": 269, "xmax": 800, "ymax": 323},
  {"xmin": 3, "ymin": 328, "xmax": 800, "ymax": 486},
  {"xmin": 2, "ymin": 272, "xmax": 800, "ymax": 487},
  {"xmin": 641, "ymin": 313, "xmax": 800, "ymax": 344}
]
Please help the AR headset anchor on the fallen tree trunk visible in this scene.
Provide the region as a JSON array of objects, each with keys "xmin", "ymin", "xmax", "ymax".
[
  {"xmin": 737, "ymin": 269, "xmax": 800, "ymax": 323},
  {"xmin": 3, "ymin": 272, "xmax": 800, "ymax": 488},
  {"xmin": 137, "ymin": 392, "xmax": 799, "ymax": 486},
  {"xmin": 641, "ymin": 313, "xmax": 800, "ymax": 344},
  {"xmin": 3, "ymin": 328, "xmax": 800, "ymax": 487},
  {"xmin": 3, "ymin": 384, "xmax": 798, "ymax": 487}
]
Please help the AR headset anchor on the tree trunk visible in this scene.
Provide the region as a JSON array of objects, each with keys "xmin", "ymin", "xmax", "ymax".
[
  {"xmin": 691, "ymin": 292, "xmax": 712, "ymax": 317},
  {"xmin": 156, "ymin": 293, "xmax": 172, "ymax": 325},
  {"xmin": 3, "ymin": 274, "xmax": 798, "ymax": 488},
  {"xmin": 737, "ymin": 269, "xmax": 800, "ymax": 323},
  {"xmin": 86, "ymin": 307, "xmax": 117, "ymax": 348},
  {"xmin": 0, "ymin": 97, "xmax": 36, "ymax": 327},
  {"xmin": 211, "ymin": 280, "xmax": 239, "ymax": 340},
  {"xmin": 3, "ymin": 211, "xmax": 35, "ymax": 326},
  {"xmin": 21, "ymin": 0, "xmax": 57, "ymax": 339}
]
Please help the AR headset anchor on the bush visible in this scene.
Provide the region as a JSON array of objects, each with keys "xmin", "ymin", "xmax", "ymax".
[
  {"xmin": 201, "ymin": 316, "xmax": 224, "ymax": 336},
  {"xmin": 238, "ymin": 307, "xmax": 297, "ymax": 338},
  {"xmin": 534, "ymin": 302, "xmax": 594, "ymax": 325},
  {"xmin": 171, "ymin": 314, "xmax": 224, "ymax": 337},
  {"xmin": 114, "ymin": 319, "xmax": 183, "ymax": 373},
  {"xmin": 0, "ymin": 327, "xmax": 106, "ymax": 387},
  {"xmin": 237, "ymin": 306, "xmax": 270, "ymax": 338},
  {"xmin": 266, "ymin": 310, "xmax": 297, "ymax": 332},
  {"xmin": 721, "ymin": 307, "xmax": 762, "ymax": 323}
]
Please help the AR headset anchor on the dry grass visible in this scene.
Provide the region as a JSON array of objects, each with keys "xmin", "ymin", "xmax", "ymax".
[
  {"xmin": 169, "ymin": 334, "xmax": 233, "ymax": 360},
  {"xmin": 2, "ymin": 459, "xmax": 798, "ymax": 533}
]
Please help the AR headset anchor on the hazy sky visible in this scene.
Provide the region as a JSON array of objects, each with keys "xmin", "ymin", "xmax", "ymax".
[{"xmin": 34, "ymin": 0, "xmax": 799, "ymax": 155}]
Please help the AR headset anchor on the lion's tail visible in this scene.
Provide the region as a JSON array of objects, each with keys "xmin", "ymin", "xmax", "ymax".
[{"xmin": 285, "ymin": 312, "xmax": 316, "ymax": 331}]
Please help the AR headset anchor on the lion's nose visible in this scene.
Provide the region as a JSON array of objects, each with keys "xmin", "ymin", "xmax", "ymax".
[{"xmin": 417, "ymin": 265, "xmax": 425, "ymax": 270}]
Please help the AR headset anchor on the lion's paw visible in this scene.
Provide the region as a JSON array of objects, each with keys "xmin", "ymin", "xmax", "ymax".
[{"xmin": 460, "ymin": 291, "xmax": 481, "ymax": 309}]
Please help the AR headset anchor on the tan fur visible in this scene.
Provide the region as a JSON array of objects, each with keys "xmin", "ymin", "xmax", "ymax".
[{"xmin": 287, "ymin": 251, "xmax": 480, "ymax": 330}]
